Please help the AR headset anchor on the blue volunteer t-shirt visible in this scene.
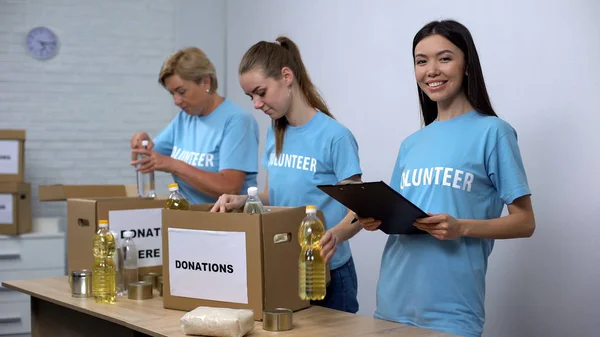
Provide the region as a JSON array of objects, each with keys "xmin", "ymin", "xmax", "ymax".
[
  {"xmin": 262, "ymin": 111, "xmax": 362, "ymax": 270},
  {"xmin": 375, "ymin": 110, "xmax": 531, "ymax": 337},
  {"xmin": 153, "ymin": 98, "xmax": 259, "ymax": 204}
]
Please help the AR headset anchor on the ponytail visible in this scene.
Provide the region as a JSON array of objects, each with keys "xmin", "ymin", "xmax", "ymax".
[{"xmin": 239, "ymin": 36, "xmax": 332, "ymax": 156}]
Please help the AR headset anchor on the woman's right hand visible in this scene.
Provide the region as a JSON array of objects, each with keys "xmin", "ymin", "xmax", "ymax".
[
  {"xmin": 131, "ymin": 132, "xmax": 153, "ymax": 161},
  {"xmin": 131, "ymin": 132, "xmax": 153, "ymax": 150},
  {"xmin": 210, "ymin": 194, "xmax": 248, "ymax": 213},
  {"xmin": 354, "ymin": 213, "xmax": 382, "ymax": 231}
]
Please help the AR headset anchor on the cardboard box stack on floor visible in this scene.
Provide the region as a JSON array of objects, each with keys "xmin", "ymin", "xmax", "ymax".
[{"xmin": 0, "ymin": 130, "xmax": 31, "ymax": 235}]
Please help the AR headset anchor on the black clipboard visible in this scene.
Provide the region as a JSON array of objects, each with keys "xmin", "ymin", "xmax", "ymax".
[{"xmin": 317, "ymin": 181, "xmax": 428, "ymax": 235}]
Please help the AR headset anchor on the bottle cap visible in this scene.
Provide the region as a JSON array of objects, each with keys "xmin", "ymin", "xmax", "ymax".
[
  {"xmin": 123, "ymin": 230, "xmax": 134, "ymax": 238},
  {"xmin": 98, "ymin": 220, "xmax": 108, "ymax": 228},
  {"xmin": 141, "ymin": 140, "xmax": 149, "ymax": 146},
  {"xmin": 247, "ymin": 186, "xmax": 258, "ymax": 196},
  {"xmin": 305, "ymin": 205, "xmax": 317, "ymax": 213},
  {"xmin": 168, "ymin": 183, "xmax": 179, "ymax": 191}
]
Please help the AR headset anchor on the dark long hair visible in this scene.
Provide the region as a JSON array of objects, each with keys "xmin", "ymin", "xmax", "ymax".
[
  {"xmin": 239, "ymin": 36, "xmax": 332, "ymax": 156},
  {"xmin": 413, "ymin": 20, "xmax": 497, "ymax": 125}
]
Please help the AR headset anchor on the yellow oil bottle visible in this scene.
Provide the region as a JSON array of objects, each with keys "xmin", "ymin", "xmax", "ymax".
[
  {"xmin": 165, "ymin": 183, "xmax": 191, "ymax": 210},
  {"xmin": 92, "ymin": 220, "xmax": 116, "ymax": 303},
  {"xmin": 298, "ymin": 205, "xmax": 327, "ymax": 300}
]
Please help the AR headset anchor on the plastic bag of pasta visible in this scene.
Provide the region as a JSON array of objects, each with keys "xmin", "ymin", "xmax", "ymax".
[{"xmin": 180, "ymin": 306, "xmax": 254, "ymax": 337}]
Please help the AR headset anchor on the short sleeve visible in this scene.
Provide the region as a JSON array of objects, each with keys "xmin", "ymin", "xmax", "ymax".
[
  {"xmin": 261, "ymin": 126, "xmax": 274, "ymax": 169},
  {"xmin": 331, "ymin": 129, "xmax": 362, "ymax": 182},
  {"xmin": 486, "ymin": 129, "xmax": 531, "ymax": 204},
  {"xmin": 153, "ymin": 115, "xmax": 180, "ymax": 157},
  {"xmin": 389, "ymin": 142, "xmax": 404, "ymax": 193},
  {"xmin": 218, "ymin": 113, "xmax": 259, "ymax": 173}
]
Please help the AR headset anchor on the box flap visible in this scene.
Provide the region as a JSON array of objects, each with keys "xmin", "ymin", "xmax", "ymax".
[
  {"xmin": 39, "ymin": 184, "xmax": 129, "ymax": 201},
  {"xmin": 124, "ymin": 184, "xmax": 138, "ymax": 197},
  {"xmin": 0, "ymin": 130, "xmax": 26, "ymax": 140},
  {"xmin": 0, "ymin": 182, "xmax": 30, "ymax": 194},
  {"xmin": 190, "ymin": 203, "xmax": 214, "ymax": 212},
  {"xmin": 67, "ymin": 199, "xmax": 98, "ymax": 273},
  {"xmin": 261, "ymin": 207, "xmax": 310, "ymax": 311}
]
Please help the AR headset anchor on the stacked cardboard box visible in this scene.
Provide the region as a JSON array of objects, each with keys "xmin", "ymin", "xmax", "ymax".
[
  {"xmin": 0, "ymin": 130, "xmax": 31, "ymax": 235},
  {"xmin": 38, "ymin": 184, "xmax": 167, "ymax": 276}
]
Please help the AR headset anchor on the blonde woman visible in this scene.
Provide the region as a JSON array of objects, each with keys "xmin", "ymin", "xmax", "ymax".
[{"xmin": 131, "ymin": 47, "xmax": 259, "ymax": 203}]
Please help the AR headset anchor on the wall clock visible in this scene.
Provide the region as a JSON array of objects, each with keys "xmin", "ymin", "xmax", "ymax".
[{"xmin": 26, "ymin": 26, "xmax": 59, "ymax": 60}]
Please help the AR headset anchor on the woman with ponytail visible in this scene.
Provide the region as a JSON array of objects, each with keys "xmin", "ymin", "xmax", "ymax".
[{"xmin": 211, "ymin": 36, "xmax": 363, "ymax": 314}]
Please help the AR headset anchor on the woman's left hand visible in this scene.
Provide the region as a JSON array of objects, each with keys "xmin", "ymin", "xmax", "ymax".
[
  {"xmin": 414, "ymin": 213, "xmax": 464, "ymax": 240},
  {"xmin": 319, "ymin": 230, "xmax": 339, "ymax": 264},
  {"xmin": 131, "ymin": 148, "xmax": 174, "ymax": 173}
]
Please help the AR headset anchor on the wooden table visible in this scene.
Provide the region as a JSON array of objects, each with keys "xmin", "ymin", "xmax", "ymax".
[{"xmin": 2, "ymin": 277, "xmax": 456, "ymax": 337}]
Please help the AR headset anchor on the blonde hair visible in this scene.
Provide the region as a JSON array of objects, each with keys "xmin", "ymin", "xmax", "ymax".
[
  {"xmin": 239, "ymin": 36, "xmax": 333, "ymax": 156},
  {"xmin": 159, "ymin": 47, "xmax": 218, "ymax": 92}
]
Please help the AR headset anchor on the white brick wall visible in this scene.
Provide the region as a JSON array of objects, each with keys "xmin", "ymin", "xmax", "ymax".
[{"xmin": 0, "ymin": 0, "xmax": 179, "ymax": 226}]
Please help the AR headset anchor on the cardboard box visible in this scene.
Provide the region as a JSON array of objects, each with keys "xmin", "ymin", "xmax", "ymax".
[
  {"xmin": 0, "ymin": 182, "xmax": 31, "ymax": 235},
  {"xmin": 0, "ymin": 130, "xmax": 26, "ymax": 182},
  {"xmin": 162, "ymin": 205, "xmax": 314, "ymax": 320},
  {"xmin": 66, "ymin": 197, "xmax": 167, "ymax": 276},
  {"xmin": 39, "ymin": 184, "xmax": 138, "ymax": 201}
]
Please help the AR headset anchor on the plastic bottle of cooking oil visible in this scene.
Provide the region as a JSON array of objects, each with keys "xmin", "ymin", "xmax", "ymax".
[
  {"xmin": 243, "ymin": 187, "xmax": 264, "ymax": 214},
  {"xmin": 93, "ymin": 220, "xmax": 117, "ymax": 303},
  {"xmin": 298, "ymin": 205, "xmax": 326, "ymax": 300},
  {"xmin": 165, "ymin": 183, "xmax": 190, "ymax": 210}
]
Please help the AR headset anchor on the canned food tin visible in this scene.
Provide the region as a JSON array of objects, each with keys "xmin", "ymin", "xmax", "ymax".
[
  {"xmin": 263, "ymin": 308, "xmax": 293, "ymax": 331},
  {"xmin": 141, "ymin": 272, "xmax": 159, "ymax": 290},
  {"xmin": 71, "ymin": 270, "xmax": 93, "ymax": 298},
  {"xmin": 128, "ymin": 281, "xmax": 153, "ymax": 300}
]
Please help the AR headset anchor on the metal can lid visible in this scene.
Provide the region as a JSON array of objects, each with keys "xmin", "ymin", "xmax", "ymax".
[
  {"xmin": 71, "ymin": 269, "xmax": 92, "ymax": 277},
  {"xmin": 263, "ymin": 308, "xmax": 293, "ymax": 331},
  {"xmin": 128, "ymin": 281, "xmax": 153, "ymax": 300}
]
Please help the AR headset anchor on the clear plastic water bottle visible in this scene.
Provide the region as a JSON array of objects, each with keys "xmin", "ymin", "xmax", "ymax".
[
  {"xmin": 136, "ymin": 140, "xmax": 156, "ymax": 198},
  {"xmin": 121, "ymin": 231, "xmax": 139, "ymax": 295},
  {"xmin": 112, "ymin": 231, "xmax": 125, "ymax": 295},
  {"xmin": 243, "ymin": 187, "xmax": 264, "ymax": 214}
]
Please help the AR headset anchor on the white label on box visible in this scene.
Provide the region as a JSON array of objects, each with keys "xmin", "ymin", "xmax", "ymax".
[
  {"xmin": 0, "ymin": 194, "xmax": 13, "ymax": 225},
  {"xmin": 0, "ymin": 140, "xmax": 19, "ymax": 175},
  {"xmin": 168, "ymin": 228, "xmax": 248, "ymax": 304},
  {"xmin": 109, "ymin": 208, "xmax": 163, "ymax": 268}
]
